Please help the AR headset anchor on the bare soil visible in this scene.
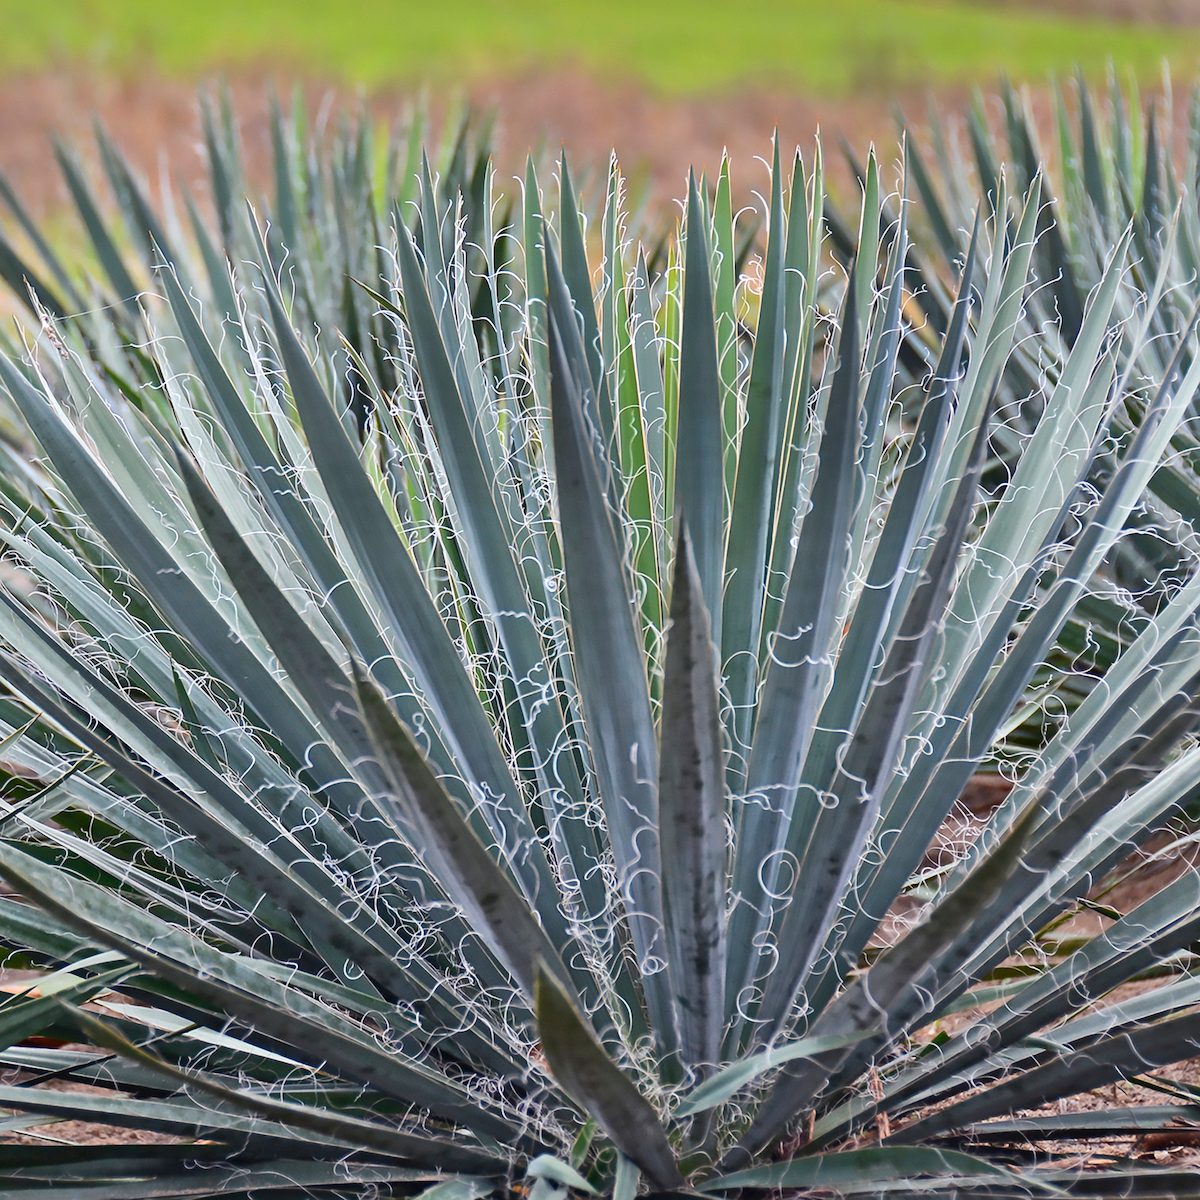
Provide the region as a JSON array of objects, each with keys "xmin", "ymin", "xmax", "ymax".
[
  {"xmin": 0, "ymin": 67, "xmax": 954, "ymax": 219},
  {"xmin": 1020, "ymin": 0, "xmax": 1200, "ymax": 22}
]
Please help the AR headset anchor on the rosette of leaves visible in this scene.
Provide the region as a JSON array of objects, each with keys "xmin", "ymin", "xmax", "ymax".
[{"xmin": 0, "ymin": 106, "xmax": 1196, "ymax": 1200}]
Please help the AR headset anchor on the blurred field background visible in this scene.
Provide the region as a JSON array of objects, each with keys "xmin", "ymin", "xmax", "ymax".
[
  {"xmin": 7, "ymin": 0, "xmax": 1200, "ymax": 92},
  {"xmin": 2, "ymin": 0, "xmax": 1200, "ymax": 211}
]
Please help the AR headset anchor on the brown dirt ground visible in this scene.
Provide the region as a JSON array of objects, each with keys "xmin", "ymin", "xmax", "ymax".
[
  {"xmin": 1017, "ymin": 0, "xmax": 1200, "ymax": 22},
  {"xmin": 0, "ymin": 65, "xmax": 1190, "ymax": 261},
  {"xmin": 0, "ymin": 67, "xmax": 961, "ymax": 219}
]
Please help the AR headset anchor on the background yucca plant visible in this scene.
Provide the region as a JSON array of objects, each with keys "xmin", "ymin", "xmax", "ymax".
[
  {"xmin": 0, "ymin": 91, "xmax": 1196, "ymax": 1198},
  {"xmin": 878, "ymin": 74, "xmax": 1200, "ymax": 758}
]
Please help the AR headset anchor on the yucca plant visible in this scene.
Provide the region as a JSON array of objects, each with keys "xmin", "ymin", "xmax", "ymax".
[
  {"xmin": 877, "ymin": 74, "xmax": 1200, "ymax": 757},
  {"xmin": 0, "ymin": 95, "xmax": 1197, "ymax": 1199}
]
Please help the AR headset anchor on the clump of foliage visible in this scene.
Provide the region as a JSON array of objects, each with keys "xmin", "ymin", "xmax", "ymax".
[{"xmin": 0, "ymin": 85, "xmax": 1195, "ymax": 1198}]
